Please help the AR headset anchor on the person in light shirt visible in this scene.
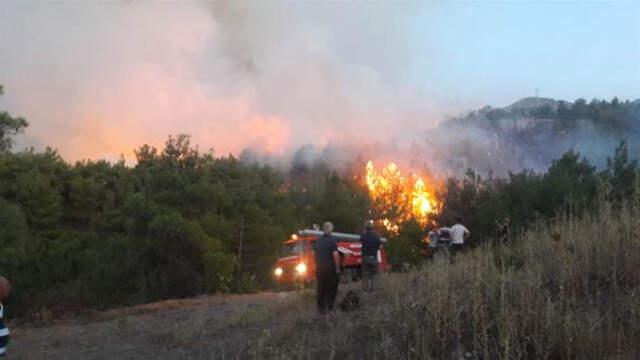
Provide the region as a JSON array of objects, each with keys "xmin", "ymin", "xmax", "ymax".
[{"xmin": 450, "ymin": 217, "xmax": 470, "ymax": 252}]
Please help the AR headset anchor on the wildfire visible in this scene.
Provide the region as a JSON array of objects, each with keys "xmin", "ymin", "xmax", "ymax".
[{"xmin": 365, "ymin": 160, "xmax": 439, "ymax": 233}]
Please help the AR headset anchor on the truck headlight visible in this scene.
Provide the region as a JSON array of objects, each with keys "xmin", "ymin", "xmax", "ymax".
[
  {"xmin": 295, "ymin": 263, "xmax": 307, "ymax": 274},
  {"xmin": 274, "ymin": 267, "xmax": 283, "ymax": 277}
]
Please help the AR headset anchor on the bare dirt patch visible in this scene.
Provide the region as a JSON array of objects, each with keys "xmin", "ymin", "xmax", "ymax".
[{"xmin": 10, "ymin": 291, "xmax": 303, "ymax": 359}]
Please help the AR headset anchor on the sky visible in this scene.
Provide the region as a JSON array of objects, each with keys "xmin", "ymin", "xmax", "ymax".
[{"xmin": 1, "ymin": 1, "xmax": 638, "ymax": 163}]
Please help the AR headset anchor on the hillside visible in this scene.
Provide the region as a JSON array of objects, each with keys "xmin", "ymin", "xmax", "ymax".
[
  {"xmin": 10, "ymin": 200, "xmax": 640, "ymax": 359},
  {"xmin": 428, "ymin": 96, "xmax": 640, "ymax": 175},
  {"xmin": 2, "ymin": 95, "xmax": 639, "ymax": 325},
  {"xmin": 503, "ymin": 96, "xmax": 562, "ymax": 112}
]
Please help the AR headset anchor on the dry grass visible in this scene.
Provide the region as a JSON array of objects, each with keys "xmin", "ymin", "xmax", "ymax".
[
  {"xmin": 241, "ymin": 202, "xmax": 640, "ymax": 359},
  {"xmin": 12, "ymin": 202, "xmax": 639, "ymax": 359}
]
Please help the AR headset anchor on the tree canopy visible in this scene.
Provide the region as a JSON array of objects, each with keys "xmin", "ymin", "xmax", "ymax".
[
  {"xmin": 1, "ymin": 87, "xmax": 638, "ymax": 316},
  {"xmin": 0, "ymin": 85, "xmax": 29, "ymax": 152}
]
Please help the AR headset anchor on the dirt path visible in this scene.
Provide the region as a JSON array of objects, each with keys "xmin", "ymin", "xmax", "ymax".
[{"xmin": 9, "ymin": 291, "xmax": 303, "ymax": 360}]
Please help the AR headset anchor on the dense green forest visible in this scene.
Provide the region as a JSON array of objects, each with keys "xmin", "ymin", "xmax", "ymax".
[
  {"xmin": 0, "ymin": 136, "xmax": 373, "ymax": 314},
  {"xmin": 1, "ymin": 88, "xmax": 639, "ymax": 316},
  {"xmin": 461, "ymin": 96, "xmax": 640, "ymax": 134}
]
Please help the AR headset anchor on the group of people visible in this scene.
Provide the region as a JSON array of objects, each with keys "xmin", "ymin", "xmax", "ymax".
[
  {"xmin": 0, "ymin": 219, "xmax": 471, "ymax": 354},
  {"xmin": 428, "ymin": 217, "xmax": 471, "ymax": 253},
  {"xmin": 312, "ymin": 220, "xmax": 383, "ymax": 315},
  {"xmin": 314, "ymin": 218, "xmax": 470, "ymax": 314}
]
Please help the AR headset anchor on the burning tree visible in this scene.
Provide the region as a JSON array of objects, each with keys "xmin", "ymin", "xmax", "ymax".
[{"xmin": 365, "ymin": 160, "xmax": 439, "ymax": 233}]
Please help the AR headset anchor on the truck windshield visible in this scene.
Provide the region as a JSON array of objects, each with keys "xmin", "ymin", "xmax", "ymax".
[{"xmin": 281, "ymin": 241, "xmax": 304, "ymax": 256}]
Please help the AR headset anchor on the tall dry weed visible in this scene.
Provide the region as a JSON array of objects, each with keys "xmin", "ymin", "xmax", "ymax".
[{"xmin": 242, "ymin": 200, "xmax": 640, "ymax": 359}]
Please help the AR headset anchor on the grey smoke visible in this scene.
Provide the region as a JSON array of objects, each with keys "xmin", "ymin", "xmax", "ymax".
[
  {"xmin": 1, "ymin": 1, "xmax": 441, "ymax": 162},
  {"xmin": 206, "ymin": 1, "xmax": 435, "ymax": 151},
  {"xmin": 1, "ymin": 1, "xmax": 637, "ymax": 173},
  {"xmin": 257, "ymin": 97, "xmax": 640, "ymax": 178}
]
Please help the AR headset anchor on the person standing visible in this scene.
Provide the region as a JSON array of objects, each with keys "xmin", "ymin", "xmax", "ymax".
[
  {"xmin": 0, "ymin": 277, "xmax": 10, "ymax": 358},
  {"xmin": 360, "ymin": 220, "xmax": 382, "ymax": 292},
  {"xmin": 450, "ymin": 217, "xmax": 470, "ymax": 253},
  {"xmin": 496, "ymin": 217, "xmax": 511, "ymax": 244},
  {"xmin": 313, "ymin": 222, "xmax": 341, "ymax": 314}
]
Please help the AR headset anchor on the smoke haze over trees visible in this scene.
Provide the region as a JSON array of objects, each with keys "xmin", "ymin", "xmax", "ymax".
[
  {"xmin": 244, "ymin": 96, "xmax": 640, "ymax": 178},
  {"xmin": 0, "ymin": 1, "xmax": 433, "ymax": 162},
  {"xmin": 2, "ymin": 1, "xmax": 637, "ymax": 163},
  {"xmin": 1, "ymin": 84, "xmax": 639, "ymax": 315},
  {"xmin": 423, "ymin": 96, "xmax": 640, "ymax": 176}
]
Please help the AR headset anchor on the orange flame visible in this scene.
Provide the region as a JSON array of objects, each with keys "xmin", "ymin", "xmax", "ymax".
[{"xmin": 365, "ymin": 160, "xmax": 439, "ymax": 233}]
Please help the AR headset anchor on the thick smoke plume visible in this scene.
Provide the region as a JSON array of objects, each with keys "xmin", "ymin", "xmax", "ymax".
[
  {"xmin": 1, "ymin": 1, "xmax": 438, "ymax": 162},
  {"xmin": 1, "ymin": 2, "xmax": 637, "ymax": 177}
]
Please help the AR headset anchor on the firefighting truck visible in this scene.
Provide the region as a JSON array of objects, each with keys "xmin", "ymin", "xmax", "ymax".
[{"xmin": 273, "ymin": 229, "xmax": 390, "ymax": 285}]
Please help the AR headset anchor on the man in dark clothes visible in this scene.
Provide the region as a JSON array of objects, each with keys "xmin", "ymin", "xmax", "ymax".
[
  {"xmin": 360, "ymin": 220, "xmax": 382, "ymax": 292},
  {"xmin": 313, "ymin": 221, "xmax": 341, "ymax": 314}
]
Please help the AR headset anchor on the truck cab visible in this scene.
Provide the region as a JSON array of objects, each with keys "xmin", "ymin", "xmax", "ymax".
[{"xmin": 273, "ymin": 229, "xmax": 390, "ymax": 286}]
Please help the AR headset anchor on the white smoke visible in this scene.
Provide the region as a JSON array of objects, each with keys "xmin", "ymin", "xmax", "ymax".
[
  {"xmin": 1, "ymin": 1, "xmax": 442, "ymax": 162},
  {"xmin": 2, "ymin": 1, "xmax": 636, "ymax": 175}
]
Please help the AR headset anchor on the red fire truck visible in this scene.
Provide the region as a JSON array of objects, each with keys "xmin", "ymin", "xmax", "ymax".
[{"xmin": 273, "ymin": 229, "xmax": 390, "ymax": 286}]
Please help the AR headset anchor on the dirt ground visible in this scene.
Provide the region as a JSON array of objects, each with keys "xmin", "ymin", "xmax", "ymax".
[{"xmin": 9, "ymin": 290, "xmax": 307, "ymax": 360}]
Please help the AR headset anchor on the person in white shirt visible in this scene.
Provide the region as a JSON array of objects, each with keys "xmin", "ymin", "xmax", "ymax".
[{"xmin": 450, "ymin": 217, "xmax": 470, "ymax": 252}]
